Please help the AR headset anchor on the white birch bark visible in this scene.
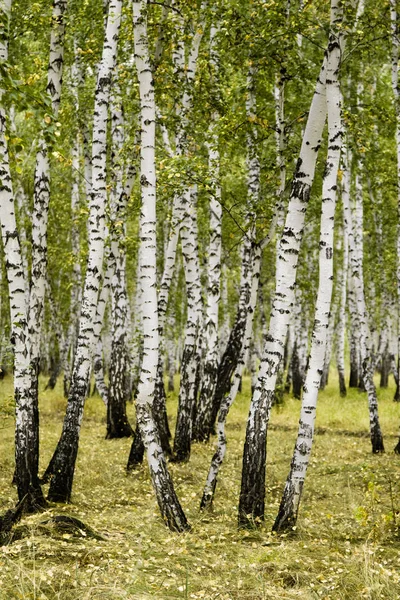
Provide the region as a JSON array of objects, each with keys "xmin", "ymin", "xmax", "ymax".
[
  {"xmin": 273, "ymin": 17, "xmax": 343, "ymax": 530},
  {"xmin": 335, "ymin": 220, "xmax": 348, "ymax": 396},
  {"xmin": 194, "ymin": 24, "xmax": 222, "ymax": 441},
  {"xmin": 0, "ymin": 0, "xmax": 63, "ymax": 509},
  {"xmin": 390, "ymin": 1, "xmax": 400, "ymax": 447},
  {"xmin": 63, "ymin": 45, "xmax": 84, "ymax": 396},
  {"xmin": 29, "ymin": 0, "xmax": 67, "ymax": 380},
  {"xmin": 343, "ymin": 144, "xmax": 385, "ymax": 453},
  {"xmin": 0, "ymin": 39, "xmax": 42, "ymax": 505},
  {"xmin": 129, "ymin": 0, "xmax": 189, "ymax": 532},
  {"xmin": 320, "ymin": 298, "xmax": 336, "ymax": 389},
  {"xmin": 47, "ymin": 0, "xmax": 123, "ymax": 502},
  {"xmin": 92, "ymin": 259, "xmax": 112, "ymax": 406},
  {"xmin": 239, "ymin": 19, "xmax": 330, "ymax": 526},
  {"xmin": 219, "ymin": 265, "xmax": 230, "ymax": 355},
  {"xmin": 173, "ymin": 185, "xmax": 203, "ymax": 460},
  {"xmin": 107, "ymin": 84, "xmax": 134, "ymax": 438}
]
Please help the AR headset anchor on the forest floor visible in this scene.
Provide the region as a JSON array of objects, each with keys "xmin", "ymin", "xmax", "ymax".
[{"xmin": 1, "ymin": 373, "xmax": 400, "ymax": 600}]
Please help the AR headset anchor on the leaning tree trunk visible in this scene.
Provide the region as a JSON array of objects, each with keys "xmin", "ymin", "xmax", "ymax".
[
  {"xmin": 201, "ymin": 244, "xmax": 261, "ymax": 510},
  {"xmin": 238, "ymin": 39, "xmax": 329, "ymax": 527},
  {"xmin": 46, "ymin": 0, "xmax": 123, "ymax": 502},
  {"xmin": 209, "ymin": 235, "xmax": 254, "ymax": 433},
  {"xmin": 127, "ymin": 0, "xmax": 189, "ymax": 532},
  {"xmin": 273, "ymin": 19, "xmax": 343, "ymax": 530},
  {"xmin": 207, "ymin": 65, "xmax": 259, "ymax": 436}
]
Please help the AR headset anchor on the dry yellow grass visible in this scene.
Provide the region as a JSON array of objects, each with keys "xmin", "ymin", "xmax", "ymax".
[{"xmin": 1, "ymin": 372, "xmax": 400, "ymax": 599}]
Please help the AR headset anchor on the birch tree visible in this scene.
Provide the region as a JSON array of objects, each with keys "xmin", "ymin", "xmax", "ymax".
[
  {"xmin": 238, "ymin": 25, "xmax": 329, "ymax": 528},
  {"xmin": 390, "ymin": 0, "xmax": 400, "ymax": 452},
  {"xmin": 0, "ymin": 0, "xmax": 67, "ymax": 510},
  {"xmin": 46, "ymin": 0, "xmax": 123, "ymax": 502},
  {"xmin": 128, "ymin": 0, "xmax": 189, "ymax": 532},
  {"xmin": 273, "ymin": 8, "xmax": 343, "ymax": 529}
]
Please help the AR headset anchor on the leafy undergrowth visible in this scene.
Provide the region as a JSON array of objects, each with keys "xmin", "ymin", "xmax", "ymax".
[{"xmin": 1, "ymin": 373, "xmax": 400, "ymax": 599}]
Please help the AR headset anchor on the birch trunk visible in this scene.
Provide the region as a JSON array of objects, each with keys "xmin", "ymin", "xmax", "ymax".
[
  {"xmin": 209, "ymin": 236, "xmax": 254, "ymax": 434},
  {"xmin": 106, "ymin": 87, "xmax": 133, "ymax": 438},
  {"xmin": 273, "ymin": 18, "xmax": 343, "ymax": 529},
  {"xmin": 238, "ymin": 38, "xmax": 329, "ymax": 527},
  {"xmin": 28, "ymin": 0, "xmax": 67, "ymax": 421},
  {"xmin": 46, "ymin": 0, "xmax": 123, "ymax": 502},
  {"xmin": 201, "ymin": 245, "xmax": 261, "ymax": 510},
  {"xmin": 0, "ymin": 45, "xmax": 45, "ymax": 509},
  {"xmin": 389, "ymin": 0, "xmax": 400, "ymax": 449},
  {"xmin": 336, "ymin": 220, "xmax": 348, "ymax": 396},
  {"xmin": 193, "ymin": 116, "xmax": 222, "ymax": 441},
  {"xmin": 173, "ymin": 186, "xmax": 203, "ymax": 461},
  {"xmin": 343, "ymin": 145, "xmax": 384, "ymax": 453},
  {"xmin": 128, "ymin": 0, "xmax": 189, "ymax": 532}
]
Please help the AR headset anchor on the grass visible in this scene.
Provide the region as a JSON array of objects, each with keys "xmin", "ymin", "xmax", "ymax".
[{"xmin": 1, "ymin": 371, "xmax": 400, "ymax": 599}]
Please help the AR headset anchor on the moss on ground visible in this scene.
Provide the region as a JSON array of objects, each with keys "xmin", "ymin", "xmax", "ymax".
[{"xmin": 1, "ymin": 373, "xmax": 400, "ymax": 599}]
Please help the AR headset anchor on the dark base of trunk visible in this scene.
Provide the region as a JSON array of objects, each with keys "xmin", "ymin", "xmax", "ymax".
[
  {"xmin": 371, "ymin": 435, "xmax": 385, "ymax": 454},
  {"xmin": 238, "ymin": 424, "xmax": 267, "ymax": 528},
  {"xmin": 200, "ymin": 484, "xmax": 216, "ymax": 512},
  {"xmin": 292, "ymin": 374, "xmax": 302, "ymax": 400},
  {"xmin": 24, "ymin": 487, "xmax": 47, "ymax": 513},
  {"xmin": 171, "ymin": 444, "xmax": 190, "ymax": 463},
  {"xmin": 127, "ymin": 424, "xmax": 145, "ymax": 470},
  {"xmin": 272, "ymin": 504, "xmax": 296, "ymax": 533},
  {"xmin": 272, "ymin": 479, "xmax": 303, "ymax": 533},
  {"xmin": 349, "ymin": 365, "xmax": 359, "ymax": 388},
  {"xmin": 394, "ymin": 383, "xmax": 400, "ymax": 402},
  {"xmin": 153, "ymin": 469, "xmax": 191, "ymax": 533},
  {"xmin": 106, "ymin": 420, "xmax": 133, "ymax": 439},
  {"xmin": 394, "ymin": 439, "xmax": 400, "ymax": 454},
  {"xmin": 45, "ymin": 358, "xmax": 61, "ymax": 391},
  {"xmin": 47, "ymin": 461, "xmax": 75, "ymax": 504},
  {"xmin": 0, "ymin": 495, "xmax": 29, "ymax": 544},
  {"xmin": 338, "ymin": 371, "xmax": 346, "ymax": 397},
  {"xmin": 46, "ymin": 433, "xmax": 78, "ymax": 503}
]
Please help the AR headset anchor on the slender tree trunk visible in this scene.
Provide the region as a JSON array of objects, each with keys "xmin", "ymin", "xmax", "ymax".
[
  {"xmin": 128, "ymin": 0, "xmax": 189, "ymax": 532},
  {"xmin": 46, "ymin": 0, "xmax": 123, "ymax": 502},
  {"xmin": 238, "ymin": 38, "xmax": 329, "ymax": 527},
  {"xmin": 273, "ymin": 16, "xmax": 343, "ymax": 530},
  {"xmin": 209, "ymin": 236, "xmax": 254, "ymax": 433},
  {"xmin": 201, "ymin": 245, "xmax": 261, "ymax": 510},
  {"xmin": 106, "ymin": 87, "xmax": 133, "ymax": 438},
  {"xmin": 193, "ymin": 113, "xmax": 222, "ymax": 440},
  {"xmin": 336, "ymin": 218, "xmax": 348, "ymax": 396},
  {"xmin": 173, "ymin": 187, "xmax": 203, "ymax": 461},
  {"xmin": 343, "ymin": 140, "xmax": 384, "ymax": 453},
  {"xmin": 389, "ymin": 1, "xmax": 400, "ymax": 446},
  {"xmin": 27, "ymin": 0, "xmax": 68, "ymax": 485}
]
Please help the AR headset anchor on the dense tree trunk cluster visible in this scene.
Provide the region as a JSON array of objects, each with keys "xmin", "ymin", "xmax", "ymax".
[{"xmin": 0, "ymin": 0, "xmax": 399, "ymax": 534}]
